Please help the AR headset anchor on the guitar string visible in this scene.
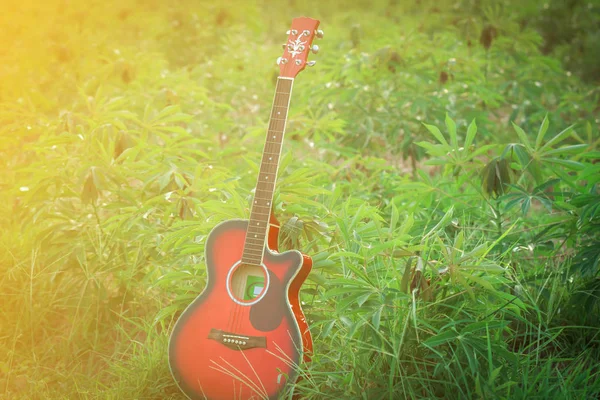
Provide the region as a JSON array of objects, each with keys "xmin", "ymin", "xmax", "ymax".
[{"xmin": 230, "ymin": 78, "xmax": 291, "ymax": 334}]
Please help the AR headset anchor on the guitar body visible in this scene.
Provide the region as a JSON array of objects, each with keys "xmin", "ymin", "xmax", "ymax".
[{"xmin": 169, "ymin": 218, "xmax": 313, "ymax": 400}]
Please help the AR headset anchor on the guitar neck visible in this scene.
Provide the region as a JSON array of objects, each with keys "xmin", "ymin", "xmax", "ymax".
[{"xmin": 241, "ymin": 77, "xmax": 294, "ymax": 265}]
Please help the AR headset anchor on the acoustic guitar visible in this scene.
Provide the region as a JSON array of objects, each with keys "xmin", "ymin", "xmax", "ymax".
[{"xmin": 169, "ymin": 17, "xmax": 322, "ymax": 400}]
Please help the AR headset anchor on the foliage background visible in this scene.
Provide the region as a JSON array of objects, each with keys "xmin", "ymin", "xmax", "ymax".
[{"xmin": 1, "ymin": 0, "xmax": 599, "ymax": 398}]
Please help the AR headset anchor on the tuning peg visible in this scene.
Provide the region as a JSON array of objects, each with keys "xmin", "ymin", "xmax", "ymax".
[
  {"xmin": 286, "ymin": 30, "xmax": 298, "ymax": 35},
  {"xmin": 281, "ymin": 44, "xmax": 286, "ymax": 50},
  {"xmin": 276, "ymin": 57, "xmax": 288, "ymax": 65},
  {"xmin": 306, "ymin": 61, "xmax": 316, "ymax": 67},
  {"xmin": 315, "ymin": 29, "xmax": 324, "ymax": 39},
  {"xmin": 311, "ymin": 44, "xmax": 320, "ymax": 54}
]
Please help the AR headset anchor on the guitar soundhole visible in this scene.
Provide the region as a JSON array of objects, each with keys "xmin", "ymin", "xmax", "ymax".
[{"xmin": 227, "ymin": 262, "xmax": 269, "ymax": 305}]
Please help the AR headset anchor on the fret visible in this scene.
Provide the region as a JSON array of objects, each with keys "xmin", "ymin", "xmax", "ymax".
[
  {"xmin": 246, "ymin": 226, "xmax": 268, "ymax": 233},
  {"xmin": 245, "ymin": 236, "xmax": 265, "ymax": 243},
  {"xmin": 247, "ymin": 222, "xmax": 268, "ymax": 228},
  {"xmin": 256, "ymin": 187, "xmax": 275, "ymax": 193},
  {"xmin": 244, "ymin": 243, "xmax": 266, "ymax": 249},
  {"xmin": 262, "ymin": 151, "xmax": 281, "ymax": 159},
  {"xmin": 250, "ymin": 205, "xmax": 271, "ymax": 212},
  {"xmin": 250, "ymin": 205, "xmax": 272, "ymax": 212},
  {"xmin": 245, "ymin": 239, "xmax": 266, "ymax": 245},
  {"xmin": 242, "ymin": 257, "xmax": 262, "ymax": 265},
  {"xmin": 251, "ymin": 201, "xmax": 273, "ymax": 207},
  {"xmin": 248, "ymin": 210, "xmax": 271, "ymax": 216},
  {"xmin": 256, "ymin": 185, "xmax": 275, "ymax": 190},
  {"xmin": 259, "ymin": 161, "xmax": 278, "ymax": 167},
  {"xmin": 247, "ymin": 222, "xmax": 269, "ymax": 228},
  {"xmin": 265, "ymin": 131, "xmax": 283, "ymax": 137},
  {"xmin": 246, "ymin": 230, "xmax": 267, "ymax": 237},
  {"xmin": 245, "ymin": 229, "xmax": 266, "ymax": 236},
  {"xmin": 249, "ymin": 213, "xmax": 271, "ymax": 220},
  {"xmin": 246, "ymin": 225, "xmax": 268, "ymax": 232},
  {"xmin": 242, "ymin": 247, "xmax": 263, "ymax": 252},
  {"xmin": 246, "ymin": 225, "xmax": 267, "ymax": 232},
  {"xmin": 250, "ymin": 208, "xmax": 271, "ymax": 214},
  {"xmin": 242, "ymin": 247, "xmax": 264, "ymax": 255},
  {"xmin": 241, "ymin": 259, "xmax": 263, "ymax": 266},
  {"xmin": 262, "ymin": 150, "xmax": 281, "ymax": 156},
  {"xmin": 268, "ymin": 115, "xmax": 285, "ymax": 120},
  {"xmin": 244, "ymin": 245, "xmax": 265, "ymax": 251},
  {"xmin": 241, "ymin": 254, "xmax": 262, "ymax": 259}
]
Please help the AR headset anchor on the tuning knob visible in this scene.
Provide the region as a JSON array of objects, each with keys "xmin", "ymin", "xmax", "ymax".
[
  {"xmin": 306, "ymin": 61, "xmax": 316, "ymax": 67},
  {"xmin": 276, "ymin": 57, "xmax": 288, "ymax": 65},
  {"xmin": 315, "ymin": 29, "xmax": 324, "ymax": 39},
  {"xmin": 311, "ymin": 44, "xmax": 320, "ymax": 54}
]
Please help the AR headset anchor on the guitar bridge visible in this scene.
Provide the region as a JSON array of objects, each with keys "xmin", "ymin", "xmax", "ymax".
[{"xmin": 208, "ymin": 328, "xmax": 267, "ymax": 351}]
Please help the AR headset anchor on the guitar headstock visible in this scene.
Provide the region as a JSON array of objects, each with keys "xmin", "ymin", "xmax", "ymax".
[{"xmin": 277, "ymin": 17, "xmax": 322, "ymax": 79}]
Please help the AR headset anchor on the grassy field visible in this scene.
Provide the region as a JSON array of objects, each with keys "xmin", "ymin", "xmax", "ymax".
[{"xmin": 1, "ymin": 0, "xmax": 599, "ymax": 399}]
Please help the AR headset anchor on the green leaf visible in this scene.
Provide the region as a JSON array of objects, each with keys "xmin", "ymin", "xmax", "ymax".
[
  {"xmin": 465, "ymin": 118, "xmax": 477, "ymax": 149},
  {"xmin": 371, "ymin": 307, "xmax": 382, "ymax": 330},
  {"xmin": 511, "ymin": 122, "xmax": 532, "ymax": 152},
  {"xmin": 544, "ymin": 158, "xmax": 585, "ymax": 170},
  {"xmin": 422, "ymin": 123, "xmax": 449, "ymax": 147},
  {"xmin": 356, "ymin": 292, "xmax": 373, "ymax": 307},
  {"xmin": 423, "ymin": 329, "xmax": 458, "ymax": 347},
  {"xmin": 543, "ymin": 144, "xmax": 588, "ymax": 156},
  {"xmin": 81, "ymin": 168, "xmax": 99, "ymax": 204},
  {"xmin": 521, "ymin": 197, "xmax": 531, "ymax": 216},
  {"xmin": 490, "ymin": 366, "xmax": 503, "ymax": 385},
  {"xmin": 533, "ymin": 178, "xmax": 560, "ymax": 194},
  {"xmin": 460, "ymin": 320, "xmax": 509, "ymax": 335},
  {"xmin": 540, "ymin": 124, "xmax": 574, "ymax": 152},
  {"xmin": 445, "ymin": 113, "xmax": 458, "ymax": 150},
  {"xmin": 390, "ymin": 201, "xmax": 399, "ymax": 233},
  {"xmin": 534, "ymin": 113, "xmax": 549, "ymax": 149},
  {"xmin": 423, "ymin": 206, "xmax": 454, "ymax": 239},
  {"xmin": 400, "ymin": 258, "xmax": 414, "ymax": 294},
  {"xmin": 503, "ymin": 143, "xmax": 530, "ymax": 169}
]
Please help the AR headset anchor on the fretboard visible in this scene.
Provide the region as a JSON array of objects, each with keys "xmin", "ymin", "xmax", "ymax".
[{"xmin": 241, "ymin": 77, "xmax": 294, "ymax": 265}]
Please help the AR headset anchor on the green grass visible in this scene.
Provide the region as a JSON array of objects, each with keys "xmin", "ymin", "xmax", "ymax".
[{"xmin": 1, "ymin": 0, "xmax": 599, "ymax": 399}]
